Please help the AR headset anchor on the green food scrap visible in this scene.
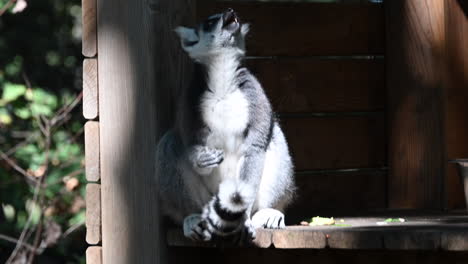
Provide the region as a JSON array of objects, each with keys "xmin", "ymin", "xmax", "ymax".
[
  {"xmin": 309, "ymin": 216, "xmax": 335, "ymax": 226},
  {"xmin": 384, "ymin": 218, "xmax": 405, "ymax": 223}
]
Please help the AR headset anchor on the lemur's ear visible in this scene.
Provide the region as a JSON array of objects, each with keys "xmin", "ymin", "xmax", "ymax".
[
  {"xmin": 174, "ymin": 26, "xmax": 199, "ymax": 49},
  {"xmin": 241, "ymin": 23, "xmax": 250, "ymax": 37}
]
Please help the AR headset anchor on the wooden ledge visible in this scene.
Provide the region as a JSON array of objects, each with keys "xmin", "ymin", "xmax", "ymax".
[{"xmin": 167, "ymin": 214, "xmax": 468, "ymax": 251}]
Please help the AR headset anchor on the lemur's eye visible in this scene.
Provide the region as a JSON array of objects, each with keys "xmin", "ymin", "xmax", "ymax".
[{"xmin": 203, "ymin": 18, "xmax": 218, "ymax": 31}]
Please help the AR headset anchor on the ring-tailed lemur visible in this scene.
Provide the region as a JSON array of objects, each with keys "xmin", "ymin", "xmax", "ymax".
[{"xmin": 156, "ymin": 9, "xmax": 295, "ymax": 242}]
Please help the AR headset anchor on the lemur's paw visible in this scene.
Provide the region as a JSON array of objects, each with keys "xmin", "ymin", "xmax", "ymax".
[
  {"xmin": 183, "ymin": 214, "xmax": 212, "ymax": 241},
  {"xmin": 194, "ymin": 146, "xmax": 224, "ymax": 168},
  {"xmin": 251, "ymin": 208, "xmax": 286, "ymax": 229}
]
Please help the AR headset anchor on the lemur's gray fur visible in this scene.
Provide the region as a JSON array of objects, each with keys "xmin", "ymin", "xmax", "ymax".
[{"xmin": 156, "ymin": 9, "xmax": 295, "ymax": 242}]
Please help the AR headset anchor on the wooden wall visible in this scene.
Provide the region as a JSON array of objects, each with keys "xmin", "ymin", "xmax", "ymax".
[{"xmin": 197, "ymin": 1, "xmax": 387, "ymax": 222}]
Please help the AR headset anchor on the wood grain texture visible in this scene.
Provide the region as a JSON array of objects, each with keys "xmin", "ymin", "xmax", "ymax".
[
  {"xmin": 86, "ymin": 183, "xmax": 101, "ymax": 245},
  {"xmin": 167, "ymin": 215, "xmax": 468, "ymax": 251},
  {"xmin": 197, "ymin": 2, "xmax": 385, "ymax": 56},
  {"xmin": 83, "ymin": 59, "xmax": 98, "ymax": 119},
  {"xmin": 85, "ymin": 121, "xmax": 100, "ymax": 182},
  {"xmin": 82, "ymin": 0, "xmax": 97, "ymax": 57},
  {"xmin": 286, "ymin": 171, "xmax": 386, "ymax": 223},
  {"xmin": 386, "ymin": 0, "xmax": 446, "ymax": 209},
  {"xmin": 281, "ymin": 116, "xmax": 386, "ymax": 170},
  {"xmin": 444, "ymin": 0, "xmax": 468, "ymax": 210},
  {"xmin": 97, "ymin": 0, "xmax": 195, "ymax": 263},
  {"xmin": 246, "ymin": 58, "xmax": 385, "ymax": 113},
  {"xmin": 86, "ymin": 246, "xmax": 102, "ymax": 264}
]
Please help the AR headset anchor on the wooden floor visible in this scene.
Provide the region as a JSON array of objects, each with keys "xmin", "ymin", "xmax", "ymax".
[{"xmin": 167, "ymin": 214, "xmax": 468, "ymax": 251}]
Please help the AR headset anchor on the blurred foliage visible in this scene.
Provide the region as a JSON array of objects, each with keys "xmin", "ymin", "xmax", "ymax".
[{"xmin": 0, "ymin": 0, "xmax": 86, "ymax": 263}]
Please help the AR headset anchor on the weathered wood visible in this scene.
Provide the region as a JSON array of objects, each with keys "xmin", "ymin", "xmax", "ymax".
[
  {"xmin": 246, "ymin": 58, "xmax": 385, "ymax": 113},
  {"xmin": 386, "ymin": 0, "xmax": 446, "ymax": 209},
  {"xmin": 197, "ymin": 2, "xmax": 385, "ymax": 56},
  {"xmin": 97, "ymin": 0, "xmax": 195, "ymax": 263},
  {"xmin": 282, "ymin": 116, "xmax": 386, "ymax": 170},
  {"xmin": 86, "ymin": 246, "xmax": 102, "ymax": 264},
  {"xmin": 444, "ymin": 0, "xmax": 468, "ymax": 210},
  {"xmin": 86, "ymin": 183, "xmax": 101, "ymax": 245},
  {"xmin": 85, "ymin": 121, "xmax": 100, "ymax": 182},
  {"xmin": 166, "ymin": 229, "xmax": 272, "ymax": 248},
  {"xmin": 273, "ymin": 228, "xmax": 326, "ymax": 249},
  {"xmin": 168, "ymin": 214, "xmax": 468, "ymax": 251},
  {"xmin": 287, "ymin": 171, "xmax": 386, "ymax": 223},
  {"xmin": 327, "ymin": 230, "xmax": 382, "ymax": 249},
  {"xmin": 83, "ymin": 59, "xmax": 98, "ymax": 119},
  {"xmin": 442, "ymin": 230, "xmax": 468, "ymax": 251},
  {"xmin": 384, "ymin": 231, "xmax": 440, "ymax": 250},
  {"xmin": 82, "ymin": 0, "xmax": 97, "ymax": 57}
]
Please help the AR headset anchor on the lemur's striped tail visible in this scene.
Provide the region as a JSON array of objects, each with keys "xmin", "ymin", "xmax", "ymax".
[{"xmin": 202, "ymin": 179, "xmax": 255, "ymax": 236}]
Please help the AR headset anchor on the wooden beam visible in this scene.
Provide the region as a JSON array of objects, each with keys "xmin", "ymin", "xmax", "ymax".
[
  {"xmin": 444, "ymin": 0, "xmax": 468, "ymax": 210},
  {"xmin": 82, "ymin": 0, "xmax": 97, "ymax": 57},
  {"xmin": 83, "ymin": 59, "xmax": 98, "ymax": 120},
  {"xmin": 86, "ymin": 183, "xmax": 101, "ymax": 245},
  {"xmin": 85, "ymin": 121, "xmax": 100, "ymax": 182},
  {"xmin": 97, "ymin": 0, "xmax": 195, "ymax": 263},
  {"xmin": 86, "ymin": 246, "xmax": 102, "ymax": 264},
  {"xmin": 386, "ymin": 0, "xmax": 446, "ymax": 209}
]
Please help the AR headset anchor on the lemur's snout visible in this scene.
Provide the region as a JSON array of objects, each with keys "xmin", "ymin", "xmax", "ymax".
[{"xmin": 222, "ymin": 8, "xmax": 239, "ymax": 28}]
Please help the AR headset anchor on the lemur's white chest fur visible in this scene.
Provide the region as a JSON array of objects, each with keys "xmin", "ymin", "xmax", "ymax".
[{"xmin": 200, "ymin": 53, "xmax": 249, "ymax": 180}]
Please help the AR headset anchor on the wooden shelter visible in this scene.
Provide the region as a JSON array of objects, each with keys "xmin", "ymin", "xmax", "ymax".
[{"xmin": 81, "ymin": 0, "xmax": 468, "ymax": 263}]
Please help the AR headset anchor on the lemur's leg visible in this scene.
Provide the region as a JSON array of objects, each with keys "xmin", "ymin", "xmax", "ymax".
[{"xmin": 201, "ymin": 149, "xmax": 266, "ymax": 241}]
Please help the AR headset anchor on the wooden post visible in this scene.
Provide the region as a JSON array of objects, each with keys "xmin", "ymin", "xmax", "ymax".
[
  {"xmin": 386, "ymin": 0, "xmax": 446, "ymax": 209},
  {"xmin": 444, "ymin": 0, "xmax": 468, "ymax": 209},
  {"xmin": 97, "ymin": 0, "xmax": 194, "ymax": 263}
]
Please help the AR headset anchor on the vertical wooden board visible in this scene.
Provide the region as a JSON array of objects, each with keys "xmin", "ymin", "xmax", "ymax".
[
  {"xmin": 85, "ymin": 121, "xmax": 100, "ymax": 182},
  {"xmin": 98, "ymin": 0, "xmax": 195, "ymax": 263},
  {"xmin": 286, "ymin": 172, "xmax": 386, "ymax": 223},
  {"xmin": 246, "ymin": 58, "xmax": 385, "ymax": 113},
  {"xmin": 83, "ymin": 59, "xmax": 98, "ymax": 119},
  {"xmin": 82, "ymin": 0, "xmax": 97, "ymax": 57},
  {"xmin": 86, "ymin": 183, "xmax": 101, "ymax": 245},
  {"xmin": 445, "ymin": 163, "xmax": 466, "ymax": 210},
  {"xmin": 444, "ymin": 0, "xmax": 468, "ymax": 209},
  {"xmin": 86, "ymin": 246, "xmax": 102, "ymax": 264},
  {"xmin": 197, "ymin": 2, "xmax": 385, "ymax": 56},
  {"xmin": 386, "ymin": 0, "xmax": 446, "ymax": 209},
  {"xmin": 281, "ymin": 116, "xmax": 386, "ymax": 170}
]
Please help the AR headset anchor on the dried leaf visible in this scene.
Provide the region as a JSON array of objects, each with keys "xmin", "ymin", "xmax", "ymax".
[
  {"xmin": 64, "ymin": 177, "xmax": 79, "ymax": 191},
  {"xmin": 42, "ymin": 220, "xmax": 62, "ymax": 247}
]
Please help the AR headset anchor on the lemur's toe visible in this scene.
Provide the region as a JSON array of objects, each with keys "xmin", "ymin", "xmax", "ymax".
[{"xmin": 252, "ymin": 208, "xmax": 286, "ymax": 229}]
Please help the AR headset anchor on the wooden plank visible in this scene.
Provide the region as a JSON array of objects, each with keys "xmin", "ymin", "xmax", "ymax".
[
  {"xmin": 86, "ymin": 183, "xmax": 101, "ymax": 245},
  {"xmin": 444, "ymin": 0, "xmax": 468, "ymax": 210},
  {"xmin": 384, "ymin": 231, "xmax": 440, "ymax": 250},
  {"xmin": 386, "ymin": 0, "xmax": 446, "ymax": 209},
  {"xmin": 286, "ymin": 171, "xmax": 386, "ymax": 223},
  {"xmin": 85, "ymin": 121, "xmax": 100, "ymax": 182},
  {"xmin": 97, "ymin": 0, "xmax": 196, "ymax": 263},
  {"xmin": 83, "ymin": 59, "xmax": 98, "ymax": 119},
  {"xmin": 281, "ymin": 116, "xmax": 386, "ymax": 171},
  {"xmin": 166, "ymin": 229, "xmax": 272, "ymax": 248},
  {"xmin": 86, "ymin": 246, "xmax": 102, "ymax": 264},
  {"xmin": 246, "ymin": 58, "xmax": 385, "ymax": 113},
  {"xmin": 272, "ymin": 228, "xmax": 326, "ymax": 249},
  {"xmin": 82, "ymin": 0, "xmax": 97, "ymax": 57},
  {"xmin": 197, "ymin": 2, "xmax": 385, "ymax": 56},
  {"xmin": 327, "ymin": 230, "xmax": 382, "ymax": 249},
  {"xmin": 442, "ymin": 230, "xmax": 468, "ymax": 251}
]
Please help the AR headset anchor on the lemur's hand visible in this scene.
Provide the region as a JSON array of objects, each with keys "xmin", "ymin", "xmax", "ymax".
[{"xmin": 190, "ymin": 145, "xmax": 224, "ymax": 169}]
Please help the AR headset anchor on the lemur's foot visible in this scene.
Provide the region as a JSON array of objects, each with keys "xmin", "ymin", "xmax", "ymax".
[
  {"xmin": 183, "ymin": 214, "xmax": 212, "ymax": 241},
  {"xmin": 251, "ymin": 208, "xmax": 286, "ymax": 229},
  {"xmin": 192, "ymin": 146, "xmax": 224, "ymax": 169}
]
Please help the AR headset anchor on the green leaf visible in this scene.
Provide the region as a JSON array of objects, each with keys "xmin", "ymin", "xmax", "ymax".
[
  {"xmin": 2, "ymin": 204, "xmax": 16, "ymax": 222},
  {"xmin": 14, "ymin": 107, "xmax": 31, "ymax": 119},
  {"xmin": 0, "ymin": 108, "xmax": 12, "ymax": 124},
  {"xmin": 68, "ymin": 210, "xmax": 85, "ymax": 226},
  {"xmin": 2, "ymin": 83, "xmax": 26, "ymax": 102}
]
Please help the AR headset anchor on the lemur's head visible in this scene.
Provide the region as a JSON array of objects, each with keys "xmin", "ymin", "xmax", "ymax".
[{"xmin": 175, "ymin": 9, "xmax": 249, "ymax": 62}]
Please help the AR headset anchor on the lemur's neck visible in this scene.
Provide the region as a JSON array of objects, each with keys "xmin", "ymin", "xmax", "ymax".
[{"xmin": 204, "ymin": 51, "xmax": 242, "ymax": 96}]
